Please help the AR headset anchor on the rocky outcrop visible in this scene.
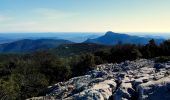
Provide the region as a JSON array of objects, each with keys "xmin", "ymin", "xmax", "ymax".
[
  {"xmin": 137, "ymin": 76, "xmax": 170, "ymax": 100},
  {"xmin": 28, "ymin": 59, "xmax": 170, "ymax": 100},
  {"xmin": 65, "ymin": 79, "xmax": 116, "ymax": 100}
]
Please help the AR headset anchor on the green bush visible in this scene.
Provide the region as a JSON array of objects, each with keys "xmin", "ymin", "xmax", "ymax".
[
  {"xmin": 71, "ymin": 53, "xmax": 96, "ymax": 76},
  {"xmin": 110, "ymin": 44, "xmax": 142, "ymax": 63}
]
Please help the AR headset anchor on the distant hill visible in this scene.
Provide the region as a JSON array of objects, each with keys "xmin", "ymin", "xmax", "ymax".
[
  {"xmin": 51, "ymin": 43, "xmax": 112, "ymax": 57},
  {"xmin": 84, "ymin": 31, "xmax": 164, "ymax": 45},
  {"xmin": 0, "ymin": 39, "xmax": 74, "ymax": 53},
  {"xmin": 0, "ymin": 32, "xmax": 165, "ymax": 54},
  {"xmin": 0, "ymin": 38, "xmax": 17, "ymax": 44},
  {"xmin": 0, "ymin": 32, "xmax": 102, "ymax": 43}
]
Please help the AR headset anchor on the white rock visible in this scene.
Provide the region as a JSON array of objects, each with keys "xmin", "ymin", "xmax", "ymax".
[{"xmin": 137, "ymin": 75, "xmax": 170, "ymax": 100}]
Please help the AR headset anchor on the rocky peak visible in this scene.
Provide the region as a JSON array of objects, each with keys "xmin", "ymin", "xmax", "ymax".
[{"xmin": 105, "ymin": 31, "xmax": 117, "ymax": 36}]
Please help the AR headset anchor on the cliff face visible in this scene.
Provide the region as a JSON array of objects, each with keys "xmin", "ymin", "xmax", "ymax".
[{"xmin": 28, "ymin": 59, "xmax": 170, "ymax": 100}]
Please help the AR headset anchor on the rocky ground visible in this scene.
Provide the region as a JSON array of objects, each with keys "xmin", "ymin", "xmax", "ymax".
[{"xmin": 28, "ymin": 59, "xmax": 170, "ymax": 100}]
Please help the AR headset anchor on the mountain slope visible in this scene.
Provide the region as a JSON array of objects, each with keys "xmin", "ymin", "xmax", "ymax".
[
  {"xmin": 0, "ymin": 39, "xmax": 74, "ymax": 53},
  {"xmin": 84, "ymin": 31, "xmax": 164, "ymax": 45},
  {"xmin": 51, "ymin": 43, "xmax": 112, "ymax": 57}
]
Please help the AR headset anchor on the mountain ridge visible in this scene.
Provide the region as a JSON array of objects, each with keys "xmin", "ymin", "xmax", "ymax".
[
  {"xmin": 0, "ymin": 39, "xmax": 74, "ymax": 53},
  {"xmin": 0, "ymin": 31, "xmax": 166, "ymax": 53},
  {"xmin": 84, "ymin": 31, "xmax": 164, "ymax": 45}
]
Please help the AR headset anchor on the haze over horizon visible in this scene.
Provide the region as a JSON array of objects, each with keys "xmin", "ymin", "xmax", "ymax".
[{"xmin": 0, "ymin": 0, "xmax": 170, "ymax": 33}]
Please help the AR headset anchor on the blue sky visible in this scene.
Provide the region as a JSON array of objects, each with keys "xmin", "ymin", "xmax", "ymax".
[{"xmin": 0, "ymin": 0, "xmax": 170, "ymax": 32}]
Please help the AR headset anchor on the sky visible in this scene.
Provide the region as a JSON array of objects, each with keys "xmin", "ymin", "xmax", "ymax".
[{"xmin": 0, "ymin": 0, "xmax": 170, "ymax": 33}]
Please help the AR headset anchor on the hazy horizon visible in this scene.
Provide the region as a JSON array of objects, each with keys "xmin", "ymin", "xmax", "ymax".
[{"xmin": 0, "ymin": 32, "xmax": 170, "ymax": 40}]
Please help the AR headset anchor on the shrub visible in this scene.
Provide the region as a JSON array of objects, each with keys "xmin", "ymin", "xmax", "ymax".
[{"xmin": 110, "ymin": 44, "xmax": 142, "ymax": 63}]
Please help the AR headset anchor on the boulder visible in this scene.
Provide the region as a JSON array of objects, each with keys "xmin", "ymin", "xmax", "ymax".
[
  {"xmin": 26, "ymin": 96, "xmax": 55, "ymax": 100},
  {"xmin": 137, "ymin": 75, "xmax": 170, "ymax": 100},
  {"xmin": 66, "ymin": 79, "xmax": 116, "ymax": 100},
  {"xmin": 87, "ymin": 70, "xmax": 108, "ymax": 78},
  {"xmin": 113, "ymin": 76, "xmax": 137, "ymax": 100},
  {"xmin": 65, "ymin": 89, "xmax": 105, "ymax": 100}
]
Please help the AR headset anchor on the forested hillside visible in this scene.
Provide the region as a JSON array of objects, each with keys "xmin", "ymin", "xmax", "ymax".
[{"xmin": 1, "ymin": 39, "xmax": 170, "ymax": 99}]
